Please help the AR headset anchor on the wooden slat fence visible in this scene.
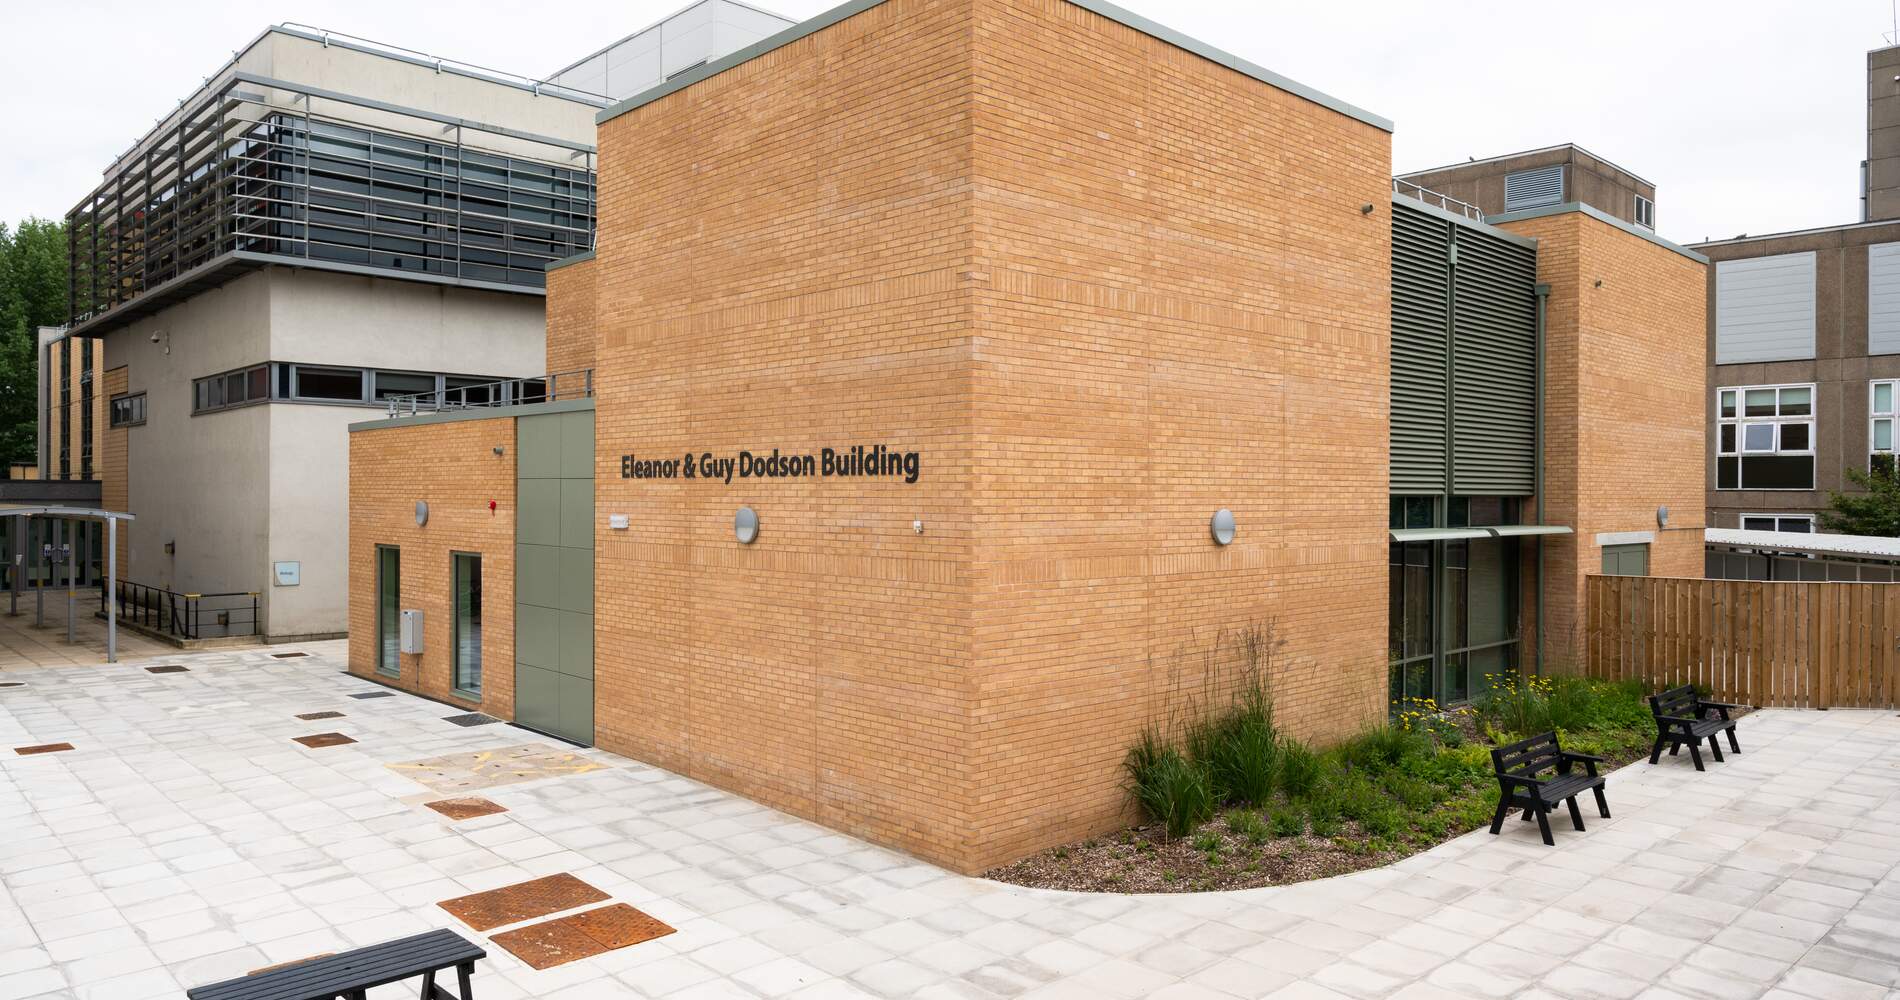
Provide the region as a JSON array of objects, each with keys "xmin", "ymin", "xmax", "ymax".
[{"xmin": 1586, "ymin": 575, "xmax": 1900, "ymax": 709}]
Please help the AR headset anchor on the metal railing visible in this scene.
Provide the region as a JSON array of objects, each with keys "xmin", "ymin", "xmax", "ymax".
[
  {"xmin": 385, "ymin": 368, "xmax": 594, "ymax": 417},
  {"xmin": 1392, "ymin": 178, "xmax": 1485, "ymax": 222},
  {"xmin": 108, "ymin": 581, "xmax": 259, "ymax": 639}
]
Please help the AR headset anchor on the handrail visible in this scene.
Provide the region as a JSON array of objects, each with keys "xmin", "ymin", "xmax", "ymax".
[
  {"xmin": 108, "ymin": 580, "xmax": 259, "ymax": 639},
  {"xmin": 1392, "ymin": 178, "xmax": 1485, "ymax": 222},
  {"xmin": 384, "ymin": 368, "xmax": 594, "ymax": 417},
  {"xmin": 277, "ymin": 23, "xmax": 610, "ymax": 104}
]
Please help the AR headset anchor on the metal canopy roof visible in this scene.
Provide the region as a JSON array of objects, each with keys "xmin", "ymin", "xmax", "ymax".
[
  {"xmin": 1390, "ymin": 524, "xmax": 1571, "ymax": 542},
  {"xmin": 1706, "ymin": 527, "xmax": 1900, "ymax": 561},
  {"xmin": 0, "ymin": 503, "xmax": 135, "ymax": 521}
]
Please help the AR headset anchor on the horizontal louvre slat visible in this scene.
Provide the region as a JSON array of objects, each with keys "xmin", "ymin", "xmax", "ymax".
[{"xmin": 1391, "ymin": 201, "xmax": 1452, "ymax": 493}]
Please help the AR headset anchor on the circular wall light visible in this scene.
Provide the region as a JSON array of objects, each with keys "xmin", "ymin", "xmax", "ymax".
[
  {"xmin": 415, "ymin": 500, "xmax": 430, "ymax": 527},
  {"xmin": 1210, "ymin": 508, "xmax": 1236, "ymax": 546},
  {"xmin": 1657, "ymin": 504, "xmax": 1670, "ymax": 528},
  {"xmin": 735, "ymin": 506, "xmax": 759, "ymax": 544}
]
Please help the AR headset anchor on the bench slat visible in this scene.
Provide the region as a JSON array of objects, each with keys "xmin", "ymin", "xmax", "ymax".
[{"xmin": 187, "ymin": 929, "xmax": 484, "ymax": 1000}]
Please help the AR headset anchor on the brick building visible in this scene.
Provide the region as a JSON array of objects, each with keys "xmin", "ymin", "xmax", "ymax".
[{"xmin": 348, "ymin": 0, "xmax": 1705, "ymax": 872}]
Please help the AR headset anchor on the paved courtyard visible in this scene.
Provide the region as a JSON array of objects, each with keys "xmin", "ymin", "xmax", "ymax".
[{"xmin": 1, "ymin": 645, "xmax": 1897, "ymax": 1000}]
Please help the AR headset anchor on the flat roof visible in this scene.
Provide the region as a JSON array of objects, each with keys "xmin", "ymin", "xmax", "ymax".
[
  {"xmin": 597, "ymin": 0, "xmax": 1393, "ymax": 132},
  {"xmin": 1484, "ymin": 202, "xmax": 1709, "ymax": 265},
  {"xmin": 1396, "ymin": 143, "xmax": 1654, "ymax": 189},
  {"xmin": 1707, "ymin": 527, "xmax": 1900, "ymax": 561},
  {"xmin": 1688, "ymin": 215, "xmax": 1900, "ymax": 250}
]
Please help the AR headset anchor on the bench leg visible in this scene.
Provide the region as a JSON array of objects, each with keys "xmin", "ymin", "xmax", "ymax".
[
  {"xmin": 1688, "ymin": 742, "xmax": 1705, "ymax": 771},
  {"xmin": 1521, "ymin": 807, "xmax": 1535, "ymax": 821},
  {"xmin": 1668, "ymin": 742, "xmax": 1680, "ymax": 756},
  {"xmin": 1489, "ymin": 794, "xmax": 1511, "ymax": 835},
  {"xmin": 1726, "ymin": 727, "xmax": 1740, "ymax": 754},
  {"xmin": 1565, "ymin": 795, "xmax": 1585, "ymax": 832},
  {"xmin": 1534, "ymin": 803, "xmax": 1555, "ymax": 846},
  {"xmin": 1593, "ymin": 786, "xmax": 1610, "ymax": 818},
  {"xmin": 459, "ymin": 960, "xmax": 474, "ymax": 1000},
  {"xmin": 1708, "ymin": 734, "xmax": 1725, "ymax": 763},
  {"xmin": 1649, "ymin": 734, "xmax": 1666, "ymax": 765}
]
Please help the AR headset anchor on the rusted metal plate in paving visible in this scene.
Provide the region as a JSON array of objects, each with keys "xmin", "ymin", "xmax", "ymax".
[
  {"xmin": 489, "ymin": 904, "xmax": 676, "ymax": 970},
  {"xmin": 145, "ymin": 665, "xmax": 189, "ymax": 674},
  {"xmin": 292, "ymin": 732, "xmax": 356, "ymax": 749},
  {"xmin": 424, "ymin": 797, "xmax": 508, "ymax": 821},
  {"xmin": 13, "ymin": 743, "xmax": 73, "ymax": 755},
  {"xmin": 295, "ymin": 711, "xmax": 345, "ymax": 721},
  {"xmin": 438, "ymin": 873, "xmax": 608, "ymax": 932},
  {"xmin": 388, "ymin": 744, "xmax": 609, "ymax": 794},
  {"xmin": 488, "ymin": 913, "xmax": 606, "ymax": 969}
]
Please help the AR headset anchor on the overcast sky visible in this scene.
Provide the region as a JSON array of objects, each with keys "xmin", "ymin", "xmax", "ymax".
[{"xmin": 3, "ymin": 0, "xmax": 1895, "ymax": 245}]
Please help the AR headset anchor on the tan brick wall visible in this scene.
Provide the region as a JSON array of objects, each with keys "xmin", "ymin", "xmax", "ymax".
[
  {"xmin": 545, "ymin": 257, "xmax": 596, "ymax": 381},
  {"xmin": 585, "ymin": 0, "xmax": 1390, "ymax": 873},
  {"xmin": 348, "ymin": 417, "xmax": 517, "ymax": 719},
  {"xmin": 1499, "ymin": 212, "xmax": 1707, "ymax": 663},
  {"xmin": 102, "ymin": 367, "xmax": 129, "ymax": 569}
]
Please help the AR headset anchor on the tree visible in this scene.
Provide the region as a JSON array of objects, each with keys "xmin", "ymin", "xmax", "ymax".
[
  {"xmin": 1818, "ymin": 462, "xmax": 1900, "ymax": 537},
  {"xmin": 0, "ymin": 218, "xmax": 70, "ymax": 467}
]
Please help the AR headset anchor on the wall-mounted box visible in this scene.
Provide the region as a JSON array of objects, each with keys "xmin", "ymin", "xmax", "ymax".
[{"xmin": 400, "ymin": 609, "xmax": 424, "ymax": 654}]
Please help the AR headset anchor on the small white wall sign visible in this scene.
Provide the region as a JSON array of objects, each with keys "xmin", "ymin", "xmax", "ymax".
[{"xmin": 273, "ymin": 561, "xmax": 301, "ymax": 586}]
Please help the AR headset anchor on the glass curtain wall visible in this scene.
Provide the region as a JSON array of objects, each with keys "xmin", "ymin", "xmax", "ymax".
[{"xmin": 1389, "ymin": 496, "xmax": 1522, "ymax": 707}]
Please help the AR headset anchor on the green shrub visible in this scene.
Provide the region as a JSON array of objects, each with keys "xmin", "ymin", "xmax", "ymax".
[
  {"xmin": 1192, "ymin": 829, "xmax": 1222, "ymax": 853},
  {"xmin": 1226, "ymin": 810, "xmax": 1271, "ymax": 845},
  {"xmin": 1339, "ymin": 725, "xmax": 1428, "ymax": 774},
  {"xmin": 1277, "ymin": 737, "xmax": 1323, "ymax": 798},
  {"xmin": 1125, "ymin": 737, "xmax": 1216, "ymax": 839},
  {"xmin": 1269, "ymin": 806, "xmax": 1306, "ymax": 838},
  {"xmin": 1333, "ymin": 772, "xmax": 1387, "ymax": 823},
  {"xmin": 1383, "ymin": 771, "xmax": 1438, "ymax": 811},
  {"xmin": 1308, "ymin": 807, "xmax": 1342, "ymax": 837}
]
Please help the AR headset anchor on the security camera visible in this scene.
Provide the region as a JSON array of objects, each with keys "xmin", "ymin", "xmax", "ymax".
[{"xmin": 149, "ymin": 331, "xmax": 160, "ymax": 343}]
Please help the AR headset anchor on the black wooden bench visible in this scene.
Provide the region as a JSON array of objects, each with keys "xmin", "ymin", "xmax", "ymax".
[
  {"xmin": 1488, "ymin": 731, "xmax": 1609, "ymax": 846},
  {"xmin": 1648, "ymin": 684, "xmax": 1741, "ymax": 771},
  {"xmin": 186, "ymin": 928, "xmax": 484, "ymax": 1000}
]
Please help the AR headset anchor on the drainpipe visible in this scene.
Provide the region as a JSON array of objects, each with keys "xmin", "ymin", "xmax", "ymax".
[{"xmin": 1534, "ymin": 282, "xmax": 1550, "ymax": 676}]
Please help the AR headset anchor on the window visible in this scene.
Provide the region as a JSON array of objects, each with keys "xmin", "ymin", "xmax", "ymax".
[
  {"xmin": 1503, "ymin": 165, "xmax": 1564, "ymax": 211},
  {"xmin": 1870, "ymin": 244, "xmax": 1900, "ymax": 354},
  {"xmin": 1717, "ymin": 384, "xmax": 1815, "ymax": 490},
  {"xmin": 373, "ymin": 371, "xmax": 436, "ymax": 402},
  {"xmin": 1874, "ymin": 381, "xmax": 1898, "ymax": 475},
  {"xmin": 377, "ymin": 546, "xmax": 401, "ymax": 678},
  {"xmin": 192, "ymin": 364, "xmax": 269, "ymax": 414},
  {"xmin": 109, "ymin": 393, "xmax": 146, "ymax": 427},
  {"xmin": 293, "ymin": 366, "xmax": 366, "ymax": 402},
  {"xmin": 1740, "ymin": 514, "xmax": 1815, "ymax": 533},
  {"xmin": 1634, "ymin": 194, "xmax": 1654, "ymax": 230},
  {"xmin": 1715, "ymin": 254, "xmax": 1816, "ymax": 364},
  {"xmin": 453, "ymin": 553, "xmax": 482, "ymax": 696}
]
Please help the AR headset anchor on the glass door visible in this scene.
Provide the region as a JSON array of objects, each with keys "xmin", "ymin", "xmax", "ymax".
[{"xmin": 377, "ymin": 546, "xmax": 400, "ymax": 677}]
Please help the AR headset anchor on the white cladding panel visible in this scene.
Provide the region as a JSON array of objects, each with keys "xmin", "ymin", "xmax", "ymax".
[
  {"xmin": 1870, "ymin": 243, "xmax": 1900, "ymax": 355},
  {"xmin": 1715, "ymin": 252, "xmax": 1817, "ymax": 364}
]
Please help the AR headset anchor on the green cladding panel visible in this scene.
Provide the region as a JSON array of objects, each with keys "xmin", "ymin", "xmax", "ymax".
[
  {"xmin": 1389, "ymin": 199, "xmax": 1539, "ymax": 498},
  {"xmin": 1452, "ymin": 228, "xmax": 1539, "ymax": 495},
  {"xmin": 515, "ymin": 410, "xmax": 594, "ymax": 745},
  {"xmin": 1391, "ymin": 203, "xmax": 1453, "ymax": 494}
]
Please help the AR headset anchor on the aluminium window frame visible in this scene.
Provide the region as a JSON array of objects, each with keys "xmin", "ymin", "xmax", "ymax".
[
  {"xmin": 375, "ymin": 544, "xmax": 401, "ymax": 679},
  {"xmin": 1716, "ymin": 382, "xmax": 1817, "ymax": 491},
  {"xmin": 450, "ymin": 551, "xmax": 483, "ymax": 699},
  {"xmin": 108, "ymin": 392, "xmax": 146, "ymax": 428},
  {"xmin": 1740, "ymin": 513, "xmax": 1816, "ymax": 533},
  {"xmin": 1634, "ymin": 193, "xmax": 1655, "ymax": 230},
  {"xmin": 1872, "ymin": 379, "xmax": 1899, "ymax": 473}
]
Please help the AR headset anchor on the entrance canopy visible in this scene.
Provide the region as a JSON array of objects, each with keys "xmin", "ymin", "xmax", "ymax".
[
  {"xmin": 1389, "ymin": 524, "xmax": 1572, "ymax": 542},
  {"xmin": 0, "ymin": 502, "xmax": 135, "ymax": 662}
]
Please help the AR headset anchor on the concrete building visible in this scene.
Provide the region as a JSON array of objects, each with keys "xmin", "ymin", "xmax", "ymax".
[
  {"xmin": 346, "ymin": 0, "xmax": 1706, "ymax": 872},
  {"xmin": 60, "ymin": 5, "xmax": 783, "ymax": 641},
  {"xmin": 1688, "ymin": 43, "xmax": 1900, "ymax": 534}
]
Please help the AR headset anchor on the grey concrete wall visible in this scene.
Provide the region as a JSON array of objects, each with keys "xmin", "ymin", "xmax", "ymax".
[
  {"xmin": 101, "ymin": 271, "xmax": 274, "ymax": 602},
  {"xmin": 1400, "ymin": 146, "xmax": 1656, "ymax": 227}
]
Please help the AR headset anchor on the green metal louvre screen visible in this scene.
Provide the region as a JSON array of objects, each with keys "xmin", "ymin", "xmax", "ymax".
[
  {"xmin": 1391, "ymin": 201, "xmax": 1453, "ymax": 493},
  {"xmin": 1388, "ymin": 199, "xmax": 1538, "ymax": 498},
  {"xmin": 1451, "ymin": 228, "xmax": 1538, "ymax": 495}
]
